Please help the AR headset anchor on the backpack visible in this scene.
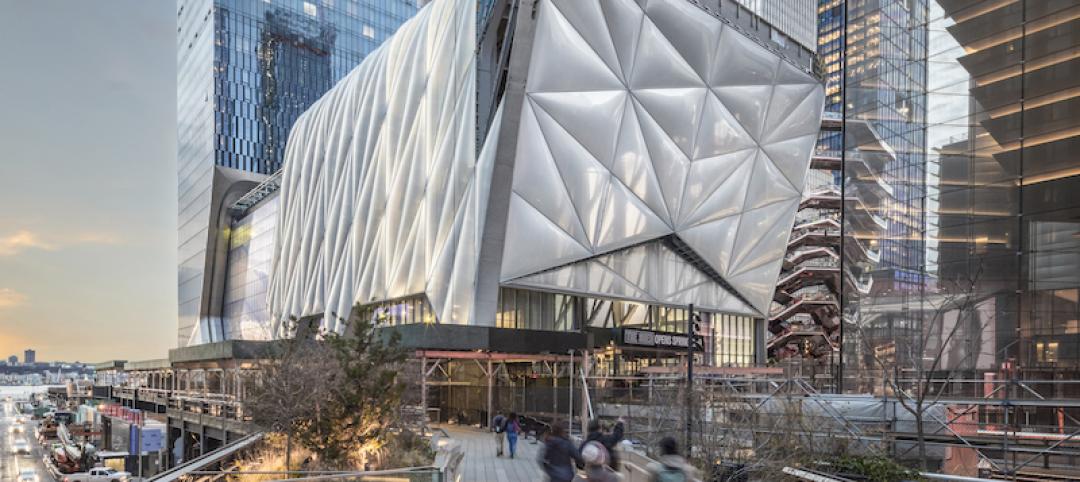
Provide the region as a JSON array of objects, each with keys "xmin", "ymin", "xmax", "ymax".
[
  {"xmin": 581, "ymin": 440, "xmax": 609, "ymax": 467},
  {"xmin": 655, "ymin": 465, "xmax": 687, "ymax": 482}
]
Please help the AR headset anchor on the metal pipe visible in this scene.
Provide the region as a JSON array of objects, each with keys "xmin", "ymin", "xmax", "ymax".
[{"xmin": 920, "ymin": 473, "xmax": 996, "ymax": 482}]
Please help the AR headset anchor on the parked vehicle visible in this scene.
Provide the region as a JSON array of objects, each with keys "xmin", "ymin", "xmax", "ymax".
[{"xmin": 61, "ymin": 467, "xmax": 131, "ymax": 482}]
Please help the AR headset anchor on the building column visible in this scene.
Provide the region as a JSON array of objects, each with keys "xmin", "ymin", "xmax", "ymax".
[
  {"xmin": 165, "ymin": 422, "xmax": 174, "ymax": 469},
  {"xmin": 472, "ymin": 0, "xmax": 542, "ymax": 326},
  {"xmin": 754, "ymin": 318, "xmax": 767, "ymax": 366},
  {"xmin": 199, "ymin": 419, "xmax": 207, "ymax": 457}
]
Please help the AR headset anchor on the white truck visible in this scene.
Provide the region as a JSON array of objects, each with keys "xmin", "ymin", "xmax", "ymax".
[{"xmin": 60, "ymin": 467, "xmax": 132, "ymax": 482}]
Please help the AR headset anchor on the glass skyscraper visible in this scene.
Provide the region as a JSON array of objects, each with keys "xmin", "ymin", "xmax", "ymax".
[
  {"xmin": 817, "ymin": 0, "xmax": 843, "ymax": 158},
  {"xmin": 177, "ymin": 0, "xmax": 417, "ymax": 347},
  {"xmin": 839, "ymin": 0, "xmax": 929, "ymax": 387},
  {"xmin": 923, "ymin": 0, "xmax": 1080, "ymax": 446}
]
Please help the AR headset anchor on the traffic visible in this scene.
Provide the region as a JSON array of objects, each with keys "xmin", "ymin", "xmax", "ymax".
[{"xmin": 3, "ymin": 395, "xmax": 51, "ymax": 482}]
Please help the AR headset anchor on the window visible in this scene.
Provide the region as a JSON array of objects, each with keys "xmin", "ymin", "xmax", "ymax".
[
  {"xmin": 362, "ymin": 25, "xmax": 375, "ymax": 39},
  {"xmin": 303, "ymin": 2, "xmax": 317, "ymax": 16}
]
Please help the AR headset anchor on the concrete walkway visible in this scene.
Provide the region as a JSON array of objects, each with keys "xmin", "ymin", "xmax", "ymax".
[{"xmin": 434, "ymin": 424, "xmax": 547, "ymax": 481}]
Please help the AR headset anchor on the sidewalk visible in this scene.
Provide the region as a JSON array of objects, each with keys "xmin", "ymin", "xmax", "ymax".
[{"xmin": 434, "ymin": 424, "xmax": 546, "ymax": 482}]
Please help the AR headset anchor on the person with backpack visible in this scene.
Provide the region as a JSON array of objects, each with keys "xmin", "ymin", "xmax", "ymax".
[
  {"xmin": 538, "ymin": 420, "xmax": 583, "ymax": 482},
  {"xmin": 582, "ymin": 416, "xmax": 626, "ymax": 471},
  {"xmin": 505, "ymin": 412, "xmax": 522, "ymax": 458},
  {"xmin": 646, "ymin": 436, "xmax": 700, "ymax": 482},
  {"xmin": 581, "ymin": 439, "xmax": 622, "ymax": 482},
  {"xmin": 492, "ymin": 411, "xmax": 506, "ymax": 457}
]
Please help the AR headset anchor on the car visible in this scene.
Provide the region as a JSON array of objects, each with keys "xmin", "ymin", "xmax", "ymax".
[
  {"xmin": 62, "ymin": 467, "xmax": 132, "ymax": 482},
  {"xmin": 17, "ymin": 469, "xmax": 38, "ymax": 482},
  {"xmin": 12, "ymin": 438, "xmax": 31, "ymax": 454},
  {"xmin": 10, "ymin": 423, "xmax": 25, "ymax": 433}
]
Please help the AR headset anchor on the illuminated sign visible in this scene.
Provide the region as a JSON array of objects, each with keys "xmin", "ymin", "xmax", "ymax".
[{"xmin": 622, "ymin": 328, "xmax": 701, "ymax": 350}]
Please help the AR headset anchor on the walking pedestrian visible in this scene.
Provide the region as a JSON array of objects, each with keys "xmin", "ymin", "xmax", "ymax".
[
  {"xmin": 582, "ymin": 416, "xmax": 626, "ymax": 470},
  {"xmin": 582, "ymin": 439, "xmax": 621, "ymax": 482},
  {"xmin": 646, "ymin": 436, "xmax": 700, "ymax": 482},
  {"xmin": 538, "ymin": 420, "xmax": 583, "ymax": 482},
  {"xmin": 492, "ymin": 411, "xmax": 506, "ymax": 457},
  {"xmin": 505, "ymin": 412, "xmax": 522, "ymax": 458}
]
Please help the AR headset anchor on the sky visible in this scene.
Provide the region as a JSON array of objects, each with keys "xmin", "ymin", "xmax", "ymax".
[{"xmin": 0, "ymin": 1, "xmax": 177, "ymax": 363}]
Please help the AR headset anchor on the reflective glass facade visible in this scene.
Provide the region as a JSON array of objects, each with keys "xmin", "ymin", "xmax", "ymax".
[
  {"xmin": 222, "ymin": 196, "xmax": 278, "ymax": 340},
  {"xmin": 817, "ymin": 0, "xmax": 843, "ymax": 157},
  {"xmin": 178, "ymin": 0, "xmax": 221, "ymax": 347},
  {"xmin": 839, "ymin": 0, "xmax": 929, "ymax": 387},
  {"xmin": 840, "ymin": 0, "xmax": 1080, "ymax": 436},
  {"xmin": 924, "ymin": 0, "xmax": 1080, "ymax": 391},
  {"xmin": 177, "ymin": 0, "xmax": 417, "ymax": 346}
]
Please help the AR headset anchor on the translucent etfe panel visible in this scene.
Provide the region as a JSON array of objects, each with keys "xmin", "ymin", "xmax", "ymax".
[
  {"xmin": 270, "ymin": 0, "xmax": 476, "ymax": 329},
  {"xmin": 508, "ymin": 241, "xmax": 753, "ymax": 314},
  {"xmin": 512, "ymin": 0, "xmax": 824, "ymax": 315},
  {"xmin": 500, "ymin": 193, "xmax": 592, "ymax": 280}
]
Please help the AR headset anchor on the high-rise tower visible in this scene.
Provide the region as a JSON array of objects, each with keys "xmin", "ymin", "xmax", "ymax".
[{"xmin": 176, "ymin": 0, "xmax": 418, "ymax": 347}]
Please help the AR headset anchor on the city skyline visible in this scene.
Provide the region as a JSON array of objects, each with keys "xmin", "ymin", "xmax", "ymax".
[{"xmin": 0, "ymin": 1, "xmax": 176, "ymax": 362}]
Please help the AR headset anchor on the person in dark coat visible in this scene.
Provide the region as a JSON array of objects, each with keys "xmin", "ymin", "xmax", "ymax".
[
  {"xmin": 505, "ymin": 412, "xmax": 522, "ymax": 458},
  {"xmin": 538, "ymin": 420, "xmax": 583, "ymax": 482},
  {"xmin": 492, "ymin": 411, "xmax": 506, "ymax": 456},
  {"xmin": 582, "ymin": 416, "xmax": 626, "ymax": 470}
]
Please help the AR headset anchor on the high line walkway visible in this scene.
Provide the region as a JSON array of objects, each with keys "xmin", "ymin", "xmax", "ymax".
[{"xmin": 433, "ymin": 424, "xmax": 546, "ymax": 482}]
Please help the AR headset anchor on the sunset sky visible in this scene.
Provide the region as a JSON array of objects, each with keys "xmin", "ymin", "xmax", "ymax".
[{"xmin": 0, "ymin": 1, "xmax": 177, "ymax": 362}]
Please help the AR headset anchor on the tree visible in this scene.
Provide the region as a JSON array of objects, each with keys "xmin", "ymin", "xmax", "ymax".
[
  {"xmin": 247, "ymin": 308, "xmax": 409, "ymax": 471},
  {"xmin": 294, "ymin": 310, "xmax": 408, "ymax": 467},
  {"xmin": 851, "ymin": 265, "xmax": 994, "ymax": 471},
  {"xmin": 246, "ymin": 318, "xmax": 335, "ymax": 474}
]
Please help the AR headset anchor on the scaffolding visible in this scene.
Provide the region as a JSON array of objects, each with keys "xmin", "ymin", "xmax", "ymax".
[{"xmin": 574, "ymin": 351, "xmax": 1080, "ymax": 480}]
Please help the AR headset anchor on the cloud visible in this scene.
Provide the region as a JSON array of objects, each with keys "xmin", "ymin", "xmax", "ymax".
[
  {"xmin": 0, "ymin": 230, "xmax": 122, "ymax": 256},
  {"xmin": 0, "ymin": 288, "xmax": 26, "ymax": 308},
  {"xmin": 73, "ymin": 232, "xmax": 123, "ymax": 245},
  {"xmin": 0, "ymin": 230, "xmax": 54, "ymax": 256}
]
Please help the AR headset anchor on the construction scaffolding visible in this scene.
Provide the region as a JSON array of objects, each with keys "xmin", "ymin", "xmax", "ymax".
[{"xmin": 574, "ymin": 351, "xmax": 1080, "ymax": 480}]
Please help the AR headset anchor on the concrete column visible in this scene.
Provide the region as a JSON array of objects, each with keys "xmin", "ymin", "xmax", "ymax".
[
  {"xmin": 754, "ymin": 318, "xmax": 767, "ymax": 366},
  {"xmin": 472, "ymin": 0, "xmax": 542, "ymax": 326},
  {"xmin": 166, "ymin": 423, "xmax": 174, "ymax": 469},
  {"xmin": 199, "ymin": 420, "xmax": 207, "ymax": 457}
]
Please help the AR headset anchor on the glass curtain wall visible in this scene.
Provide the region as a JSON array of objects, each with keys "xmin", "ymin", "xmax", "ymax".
[
  {"xmin": 843, "ymin": 0, "xmax": 1080, "ymax": 423},
  {"xmin": 925, "ymin": 0, "xmax": 1080, "ymax": 407},
  {"xmin": 840, "ymin": 0, "xmax": 929, "ymax": 392}
]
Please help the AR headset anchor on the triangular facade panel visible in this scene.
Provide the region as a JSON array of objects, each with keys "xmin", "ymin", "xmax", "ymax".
[{"xmin": 269, "ymin": 0, "xmax": 825, "ymax": 331}]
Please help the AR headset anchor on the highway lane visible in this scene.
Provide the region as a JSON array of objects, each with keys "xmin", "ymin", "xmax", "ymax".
[{"xmin": 3, "ymin": 398, "xmax": 55, "ymax": 482}]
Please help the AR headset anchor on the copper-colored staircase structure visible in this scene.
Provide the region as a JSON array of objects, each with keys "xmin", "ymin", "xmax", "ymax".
[{"xmin": 768, "ymin": 115, "xmax": 890, "ymax": 360}]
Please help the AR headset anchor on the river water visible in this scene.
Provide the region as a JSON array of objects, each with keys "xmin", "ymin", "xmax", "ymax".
[{"xmin": 0, "ymin": 385, "xmax": 57, "ymax": 400}]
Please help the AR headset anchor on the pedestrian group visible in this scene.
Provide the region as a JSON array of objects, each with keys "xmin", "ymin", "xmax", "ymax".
[{"xmin": 490, "ymin": 412, "xmax": 700, "ymax": 481}]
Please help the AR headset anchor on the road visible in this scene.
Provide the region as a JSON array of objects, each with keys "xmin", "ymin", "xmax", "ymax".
[{"xmin": 2, "ymin": 397, "xmax": 54, "ymax": 482}]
